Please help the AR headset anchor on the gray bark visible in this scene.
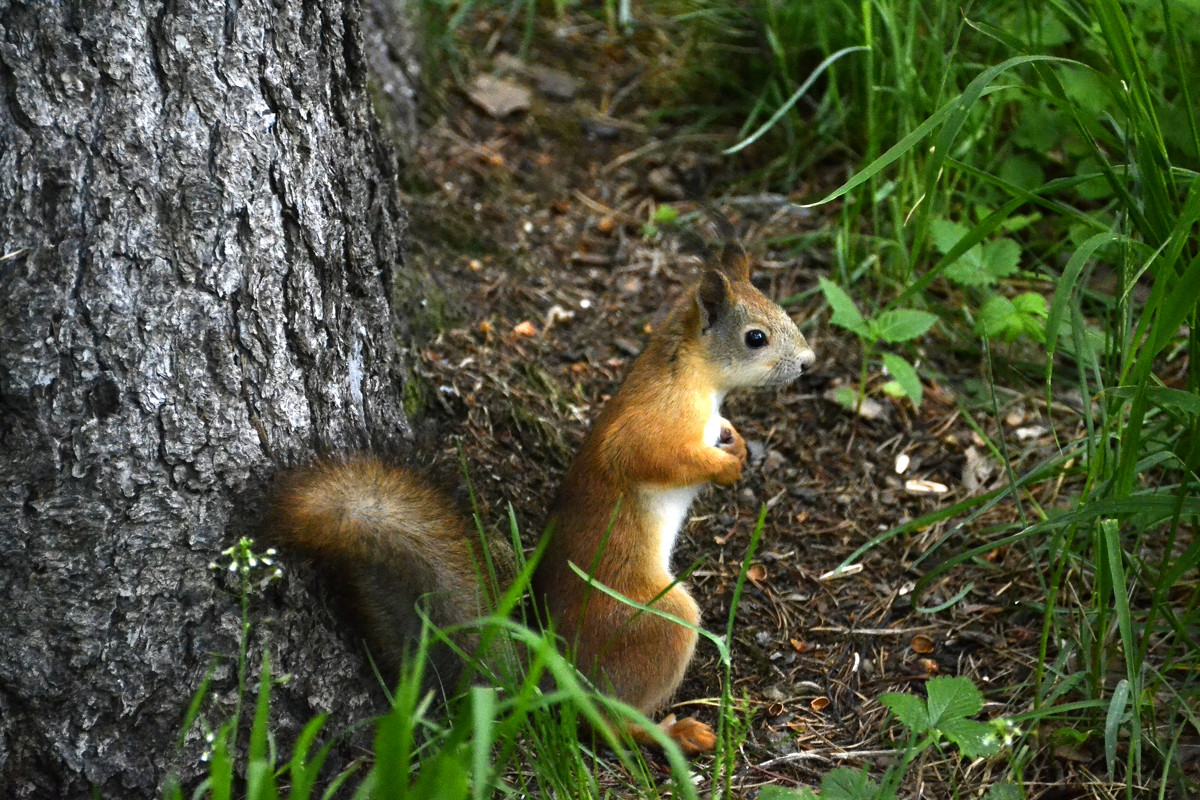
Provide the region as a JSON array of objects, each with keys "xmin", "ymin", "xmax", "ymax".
[{"xmin": 0, "ymin": 0, "xmax": 418, "ymax": 795}]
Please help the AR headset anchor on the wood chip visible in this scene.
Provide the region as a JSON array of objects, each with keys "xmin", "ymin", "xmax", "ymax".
[
  {"xmin": 905, "ymin": 478, "xmax": 948, "ymax": 494},
  {"xmin": 819, "ymin": 563, "xmax": 863, "ymax": 581}
]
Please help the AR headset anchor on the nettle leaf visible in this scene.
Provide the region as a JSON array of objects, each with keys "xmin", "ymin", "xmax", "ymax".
[
  {"xmin": 881, "ymin": 353, "xmax": 923, "ymax": 407},
  {"xmin": 931, "ymin": 218, "xmax": 1021, "ymax": 286},
  {"xmin": 981, "ymin": 238, "xmax": 1021, "ymax": 281},
  {"xmin": 820, "ymin": 766, "xmax": 883, "ymax": 800},
  {"xmin": 1012, "ymin": 291, "xmax": 1047, "ymax": 317},
  {"xmin": 977, "ymin": 296, "xmax": 1017, "ymax": 340},
  {"xmin": 870, "ymin": 309, "xmax": 938, "ymax": 343},
  {"xmin": 978, "ymin": 294, "xmax": 1046, "ymax": 343},
  {"xmin": 819, "ymin": 277, "xmax": 870, "ymax": 339},
  {"xmin": 880, "ymin": 692, "xmax": 930, "ymax": 734},
  {"xmin": 939, "ymin": 717, "xmax": 1001, "ymax": 760},
  {"xmin": 925, "ymin": 676, "xmax": 985, "ymax": 728},
  {"xmin": 930, "ymin": 218, "xmax": 969, "ymax": 254}
]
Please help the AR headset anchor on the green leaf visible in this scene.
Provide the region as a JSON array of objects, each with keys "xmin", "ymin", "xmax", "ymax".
[
  {"xmin": 881, "ymin": 380, "xmax": 906, "ymax": 398},
  {"xmin": 997, "ymin": 156, "xmax": 1045, "ymax": 192},
  {"xmin": 987, "ymin": 782, "xmax": 1023, "ymax": 800},
  {"xmin": 980, "ymin": 238, "xmax": 1021, "ymax": 280},
  {"xmin": 820, "ymin": 766, "xmax": 881, "ymax": 800},
  {"xmin": 880, "ymin": 353, "xmax": 923, "ymax": 407},
  {"xmin": 870, "ymin": 309, "xmax": 938, "ymax": 343},
  {"xmin": 652, "ymin": 204, "xmax": 678, "ymax": 224},
  {"xmin": 832, "ymin": 386, "xmax": 859, "ymax": 409},
  {"xmin": 940, "ymin": 717, "xmax": 1001, "ymax": 759},
  {"xmin": 978, "ymin": 296, "xmax": 1017, "ymax": 340},
  {"xmin": 1012, "ymin": 292, "xmax": 1047, "ymax": 317},
  {"xmin": 925, "ymin": 676, "xmax": 985, "ymax": 728},
  {"xmin": 930, "ymin": 218, "xmax": 972, "ymax": 256},
  {"xmin": 819, "ymin": 277, "xmax": 870, "ymax": 338},
  {"xmin": 880, "ymin": 692, "xmax": 930, "ymax": 733}
]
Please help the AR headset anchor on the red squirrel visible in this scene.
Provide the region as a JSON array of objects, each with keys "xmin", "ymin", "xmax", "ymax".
[{"xmin": 266, "ymin": 251, "xmax": 815, "ymax": 754}]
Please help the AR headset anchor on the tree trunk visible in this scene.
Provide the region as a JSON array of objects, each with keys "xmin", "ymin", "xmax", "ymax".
[{"xmin": 0, "ymin": 0, "xmax": 418, "ymax": 795}]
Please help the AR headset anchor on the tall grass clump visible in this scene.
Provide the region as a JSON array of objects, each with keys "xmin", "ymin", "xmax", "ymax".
[
  {"xmin": 686, "ymin": 0, "xmax": 1200, "ymax": 792},
  {"xmin": 166, "ymin": 503, "xmax": 768, "ymax": 799}
]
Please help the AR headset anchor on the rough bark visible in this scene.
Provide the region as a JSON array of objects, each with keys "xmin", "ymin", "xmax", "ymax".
[{"xmin": 0, "ymin": 0, "xmax": 418, "ymax": 795}]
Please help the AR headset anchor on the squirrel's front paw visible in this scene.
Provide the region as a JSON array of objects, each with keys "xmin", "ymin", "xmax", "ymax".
[
  {"xmin": 714, "ymin": 423, "xmax": 747, "ymax": 485},
  {"xmin": 659, "ymin": 714, "xmax": 717, "ymax": 755}
]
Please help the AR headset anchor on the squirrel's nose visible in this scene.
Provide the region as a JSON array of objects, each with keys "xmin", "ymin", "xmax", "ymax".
[{"xmin": 796, "ymin": 338, "xmax": 817, "ymax": 372}]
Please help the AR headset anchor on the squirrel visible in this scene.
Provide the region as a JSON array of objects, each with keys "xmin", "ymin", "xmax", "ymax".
[{"xmin": 265, "ymin": 249, "xmax": 816, "ymax": 755}]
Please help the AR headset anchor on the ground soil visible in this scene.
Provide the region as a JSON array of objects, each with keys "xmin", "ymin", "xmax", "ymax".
[{"xmin": 394, "ymin": 11, "xmax": 1144, "ymax": 798}]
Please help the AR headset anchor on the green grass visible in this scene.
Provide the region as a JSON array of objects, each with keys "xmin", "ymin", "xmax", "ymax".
[
  {"xmin": 167, "ymin": 508, "xmax": 762, "ymax": 799},
  {"xmin": 678, "ymin": 0, "xmax": 1200, "ymax": 794}
]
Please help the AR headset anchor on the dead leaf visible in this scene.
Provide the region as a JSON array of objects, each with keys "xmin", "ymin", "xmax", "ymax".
[
  {"xmin": 962, "ymin": 445, "xmax": 994, "ymax": 493},
  {"xmin": 911, "ymin": 634, "xmax": 935, "ymax": 654},
  {"xmin": 512, "ymin": 320, "xmax": 537, "ymax": 337},
  {"xmin": 467, "ymin": 74, "xmax": 531, "ymax": 118},
  {"xmin": 790, "ymin": 638, "xmax": 808, "ymax": 653}
]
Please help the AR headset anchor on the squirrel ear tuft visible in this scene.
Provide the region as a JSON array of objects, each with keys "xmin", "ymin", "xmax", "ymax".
[
  {"xmin": 697, "ymin": 269, "xmax": 731, "ymax": 331},
  {"xmin": 719, "ymin": 244, "xmax": 751, "ymax": 283}
]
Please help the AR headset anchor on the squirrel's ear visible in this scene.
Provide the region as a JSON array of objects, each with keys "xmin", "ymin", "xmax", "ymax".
[
  {"xmin": 719, "ymin": 244, "xmax": 751, "ymax": 283},
  {"xmin": 697, "ymin": 269, "xmax": 731, "ymax": 331}
]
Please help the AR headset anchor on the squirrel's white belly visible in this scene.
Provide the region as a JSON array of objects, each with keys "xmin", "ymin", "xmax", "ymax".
[
  {"xmin": 646, "ymin": 395, "xmax": 726, "ymax": 574},
  {"xmin": 644, "ymin": 485, "xmax": 703, "ymax": 575}
]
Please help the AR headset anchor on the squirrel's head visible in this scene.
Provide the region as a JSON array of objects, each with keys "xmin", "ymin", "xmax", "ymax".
[{"xmin": 694, "ymin": 252, "xmax": 816, "ymax": 392}]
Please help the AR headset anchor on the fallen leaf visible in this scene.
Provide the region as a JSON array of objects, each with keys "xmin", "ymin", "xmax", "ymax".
[
  {"xmin": 911, "ymin": 634, "xmax": 935, "ymax": 654},
  {"xmin": 962, "ymin": 445, "xmax": 994, "ymax": 493},
  {"xmin": 467, "ymin": 73, "xmax": 532, "ymax": 118},
  {"xmin": 790, "ymin": 638, "xmax": 808, "ymax": 653}
]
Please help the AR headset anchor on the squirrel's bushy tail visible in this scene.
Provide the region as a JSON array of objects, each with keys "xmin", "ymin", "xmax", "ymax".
[{"xmin": 264, "ymin": 456, "xmax": 501, "ymax": 687}]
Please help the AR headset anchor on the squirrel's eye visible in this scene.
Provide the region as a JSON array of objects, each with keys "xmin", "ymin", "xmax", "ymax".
[{"xmin": 744, "ymin": 329, "xmax": 768, "ymax": 349}]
